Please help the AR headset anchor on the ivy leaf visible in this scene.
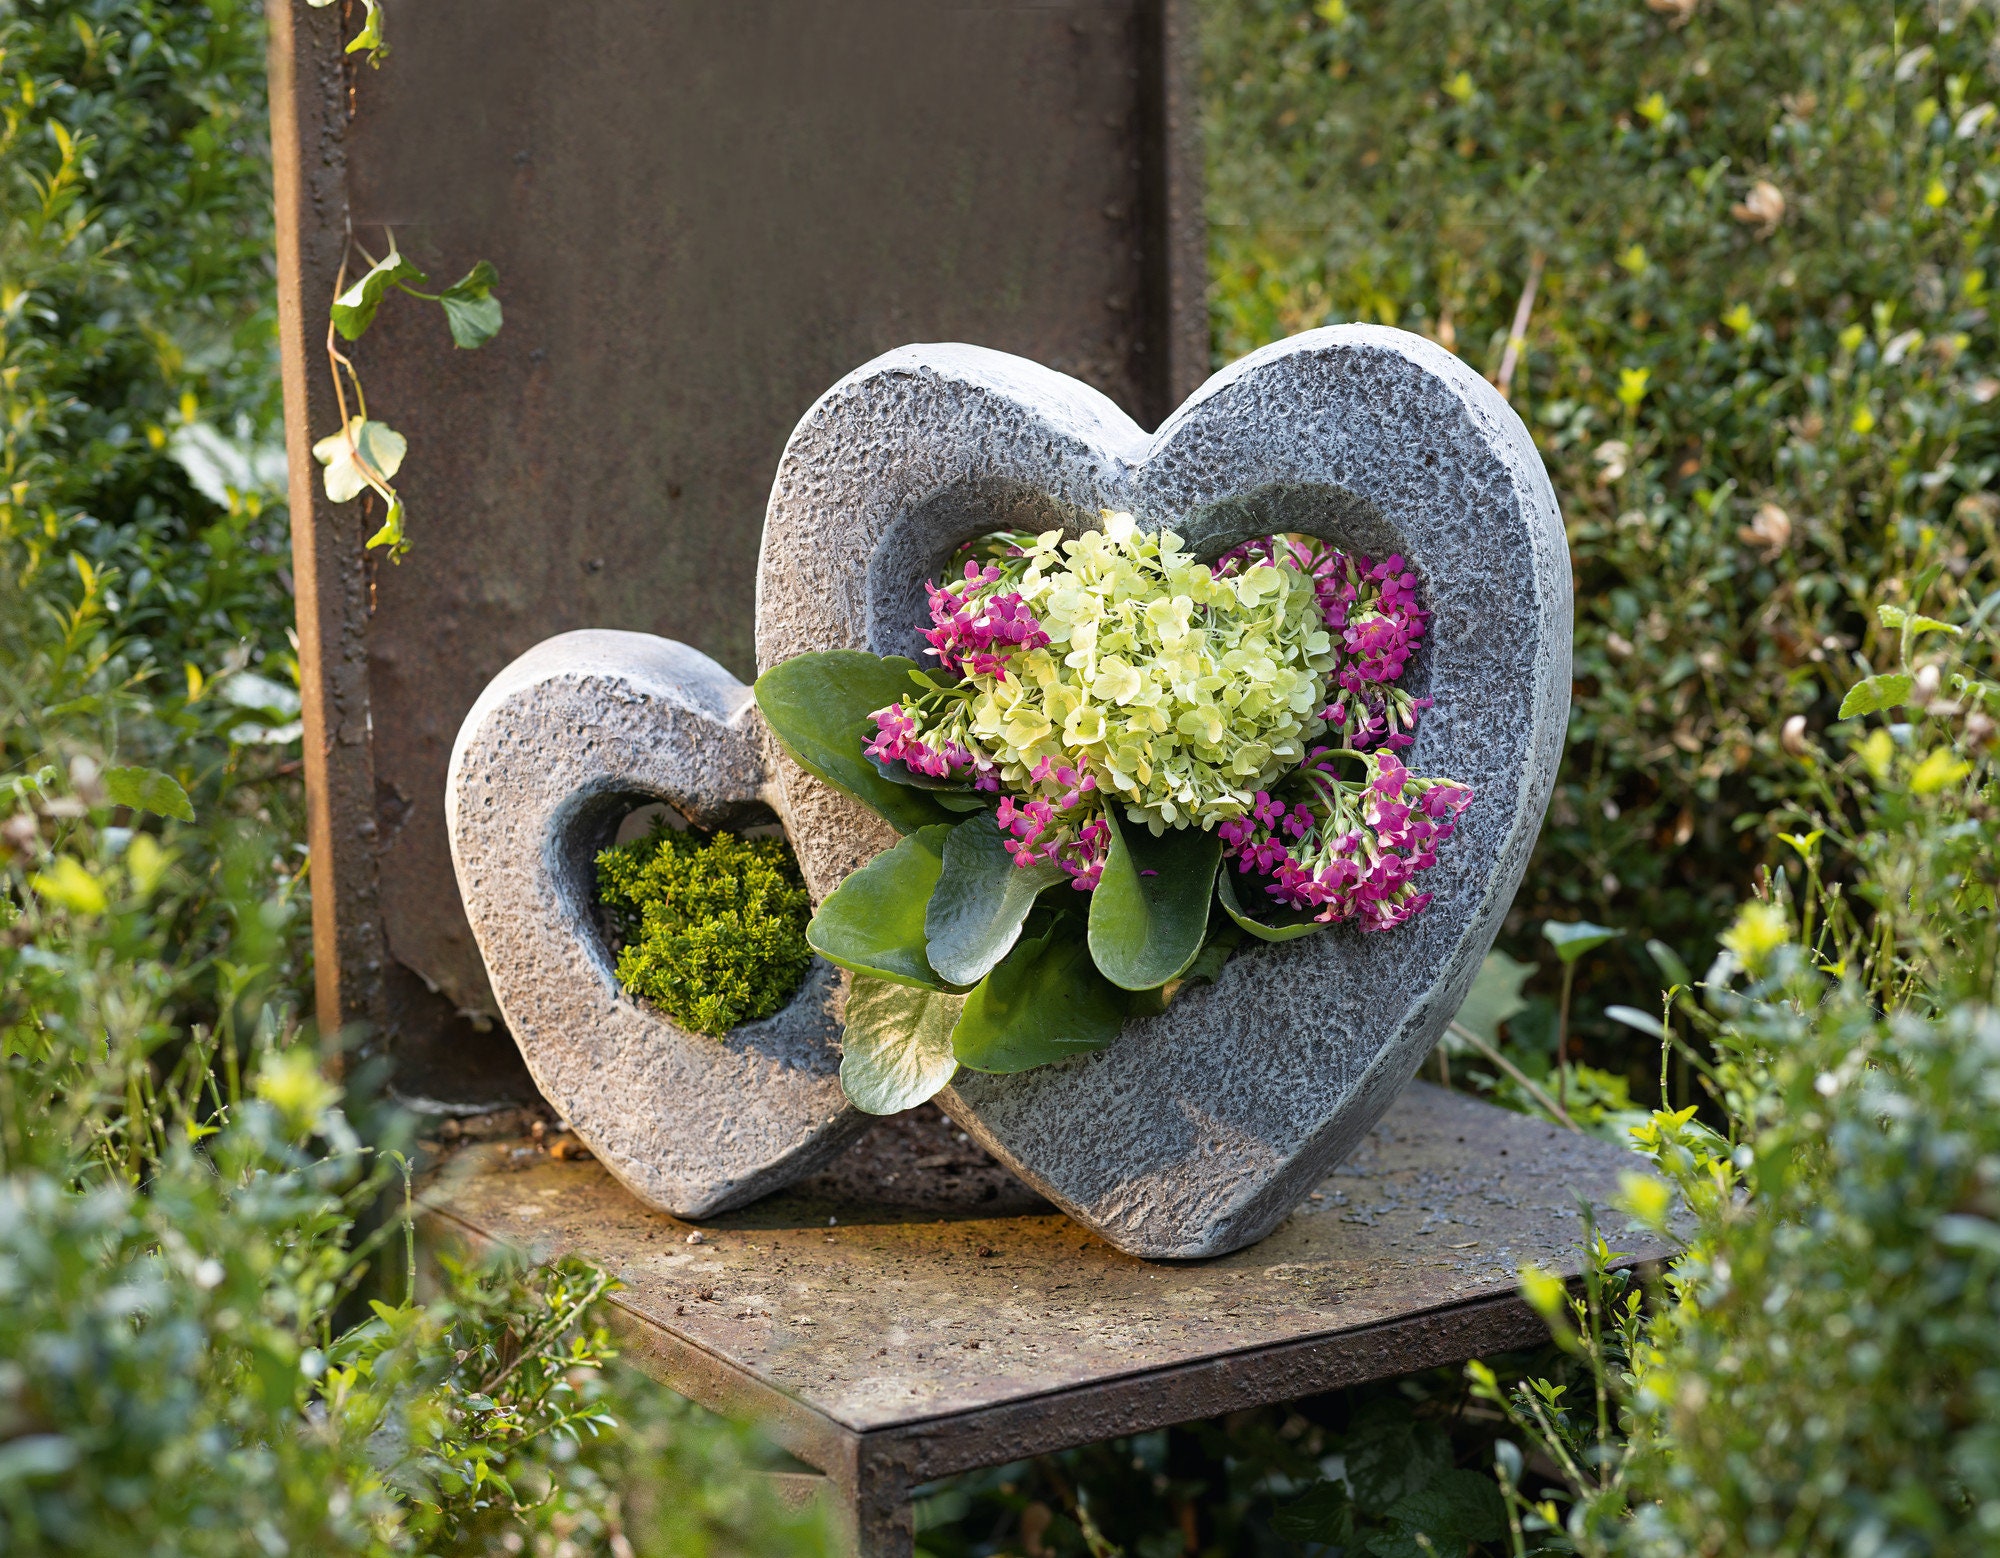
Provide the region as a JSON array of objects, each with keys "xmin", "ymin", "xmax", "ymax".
[
  {"xmin": 330, "ymin": 249, "xmax": 426, "ymax": 340},
  {"xmin": 311, "ymin": 416, "xmax": 406, "ymax": 504},
  {"xmin": 753, "ymin": 652, "xmax": 958, "ymax": 835},
  {"xmin": 924, "ymin": 812, "xmax": 1065, "ymax": 986},
  {"xmin": 1214, "ymin": 862, "xmax": 1323, "ymax": 942},
  {"xmin": 1543, "ymin": 919, "xmax": 1621, "ymax": 965},
  {"xmin": 439, "ymin": 260, "xmax": 503, "ymax": 349},
  {"xmin": 102, "ymin": 765, "xmax": 194, "ymax": 823},
  {"xmin": 838, "ymin": 976, "xmax": 963, "ymax": 1114},
  {"xmin": 1448, "ymin": 950, "xmax": 1532, "ymax": 1046},
  {"xmin": 1087, "ymin": 808, "xmax": 1221, "ymax": 989},
  {"xmin": 950, "ymin": 921, "xmax": 1125, "ymax": 1072},
  {"xmin": 806, "ymin": 826, "xmax": 950, "ymax": 989},
  {"xmin": 365, "ymin": 496, "xmax": 408, "ymax": 556},
  {"xmin": 1838, "ymin": 673, "xmax": 1913, "ymax": 719}
]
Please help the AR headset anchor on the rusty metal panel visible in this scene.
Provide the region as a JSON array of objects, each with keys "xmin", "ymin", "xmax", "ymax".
[
  {"xmin": 423, "ymin": 1084, "xmax": 1670, "ymax": 1555},
  {"xmin": 271, "ymin": 1, "xmax": 1205, "ymax": 1100}
]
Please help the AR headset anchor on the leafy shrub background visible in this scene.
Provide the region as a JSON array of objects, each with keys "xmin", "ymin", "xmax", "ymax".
[
  {"xmin": 0, "ymin": 3, "xmax": 839, "ymax": 1551},
  {"xmin": 1205, "ymin": 0, "xmax": 2000, "ymax": 1091}
]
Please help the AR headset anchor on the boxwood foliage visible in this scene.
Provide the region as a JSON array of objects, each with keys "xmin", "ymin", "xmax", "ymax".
[
  {"xmin": 1203, "ymin": 0, "xmax": 2000, "ymax": 1077},
  {"xmin": 0, "ymin": 3, "xmax": 841, "ymax": 1552},
  {"xmin": 596, "ymin": 822, "xmax": 814, "ymax": 1035}
]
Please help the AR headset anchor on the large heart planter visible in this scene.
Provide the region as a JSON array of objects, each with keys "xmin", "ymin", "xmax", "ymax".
[{"xmin": 448, "ymin": 324, "xmax": 1569, "ymax": 1258}]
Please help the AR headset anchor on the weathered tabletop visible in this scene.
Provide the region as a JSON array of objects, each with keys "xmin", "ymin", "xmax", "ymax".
[{"xmin": 422, "ymin": 1082, "xmax": 1664, "ymax": 1554}]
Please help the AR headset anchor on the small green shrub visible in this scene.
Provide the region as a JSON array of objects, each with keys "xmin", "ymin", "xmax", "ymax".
[{"xmin": 596, "ymin": 824, "xmax": 814, "ymax": 1037}]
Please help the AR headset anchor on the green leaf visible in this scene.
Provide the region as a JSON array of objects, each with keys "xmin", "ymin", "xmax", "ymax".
[
  {"xmin": 311, "ymin": 416, "xmax": 406, "ymax": 504},
  {"xmin": 102, "ymin": 765, "xmax": 194, "ymax": 823},
  {"xmin": 1542, "ymin": 919, "xmax": 1621, "ymax": 965},
  {"xmin": 1605, "ymin": 1003, "xmax": 1667, "ymax": 1038},
  {"xmin": 1087, "ymin": 809, "xmax": 1222, "ymax": 990},
  {"xmin": 806, "ymin": 827, "xmax": 951, "ymax": 989},
  {"xmin": 330, "ymin": 249, "xmax": 425, "ymax": 340},
  {"xmin": 1383, "ymin": 1468, "xmax": 1508, "ymax": 1544},
  {"xmin": 1271, "ymin": 1481, "xmax": 1352, "ymax": 1542},
  {"xmin": 753, "ymin": 652, "xmax": 958, "ymax": 834},
  {"xmin": 1878, "ymin": 603, "xmax": 1963, "ymax": 637},
  {"xmin": 1448, "ymin": 950, "xmax": 1532, "ymax": 1045},
  {"xmin": 951, "ymin": 922, "xmax": 1125, "ymax": 1072},
  {"xmin": 1122, "ymin": 922, "xmax": 1242, "ymax": 1017},
  {"xmin": 1647, "ymin": 937, "xmax": 1692, "ymax": 989},
  {"xmin": 1214, "ymin": 862, "xmax": 1323, "ymax": 942},
  {"xmin": 439, "ymin": 260, "xmax": 503, "ymax": 349},
  {"xmin": 838, "ymin": 976, "xmax": 963, "ymax": 1114},
  {"xmin": 1839, "ymin": 673, "xmax": 1913, "ymax": 719},
  {"xmin": 924, "ymin": 812, "xmax": 1065, "ymax": 986}
]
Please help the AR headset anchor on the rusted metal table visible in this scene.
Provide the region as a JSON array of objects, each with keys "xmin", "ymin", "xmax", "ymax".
[{"xmin": 423, "ymin": 1082, "xmax": 1664, "ymax": 1554}]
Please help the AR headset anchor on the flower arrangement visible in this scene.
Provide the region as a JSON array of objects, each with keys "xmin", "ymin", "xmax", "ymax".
[{"xmin": 754, "ymin": 513, "xmax": 1472, "ymax": 1114}]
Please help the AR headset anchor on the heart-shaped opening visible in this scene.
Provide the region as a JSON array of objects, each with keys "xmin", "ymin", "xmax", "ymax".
[
  {"xmin": 552, "ymin": 786, "xmax": 827, "ymax": 1045},
  {"xmin": 864, "ymin": 477, "xmax": 1435, "ymax": 706}
]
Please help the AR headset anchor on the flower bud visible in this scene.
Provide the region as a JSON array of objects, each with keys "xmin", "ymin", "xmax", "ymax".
[
  {"xmin": 1781, "ymin": 714, "xmax": 1810, "ymax": 757},
  {"xmin": 1911, "ymin": 663, "xmax": 1942, "ymax": 709}
]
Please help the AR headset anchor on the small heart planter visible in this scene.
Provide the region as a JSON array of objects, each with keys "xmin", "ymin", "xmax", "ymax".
[{"xmin": 449, "ymin": 324, "xmax": 1568, "ymax": 1257}]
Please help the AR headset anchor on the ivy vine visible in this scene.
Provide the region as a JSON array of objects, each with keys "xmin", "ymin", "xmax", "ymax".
[{"xmin": 305, "ymin": 0, "xmax": 501, "ymax": 558}]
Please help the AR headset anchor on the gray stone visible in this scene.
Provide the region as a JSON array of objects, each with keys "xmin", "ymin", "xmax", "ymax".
[
  {"xmin": 446, "ymin": 630, "xmax": 865, "ymax": 1217},
  {"xmin": 757, "ymin": 326, "xmax": 1569, "ymax": 1258}
]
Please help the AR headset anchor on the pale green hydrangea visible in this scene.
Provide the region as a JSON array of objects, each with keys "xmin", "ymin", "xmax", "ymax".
[{"xmin": 966, "ymin": 511, "xmax": 1334, "ymax": 832}]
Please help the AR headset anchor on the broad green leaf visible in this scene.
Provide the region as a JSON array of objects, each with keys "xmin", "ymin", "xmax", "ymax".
[
  {"xmin": 806, "ymin": 826, "xmax": 950, "ymax": 989},
  {"xmin": 1270, "ymin": 1482, "xmax": 1351, "ymax": 1543},
  {"xmin": 311, "ymin": 416, "xmax": 406, "ymax": 504},
  {"xmin": 1449, "ymin": 950, "xmax": 1532, "ymax": 1045},
  {"xmin": 838, "ymin": 976, "xmax": 963, "ymax": 1114},
  {"xmin": 924, "ymin": 811, "xmax": 1065, "ymax": 986},
  {"xmin": 1214, "ymin": 863, "xmax": 1322, "ymax": 942},
  {"xmin": 951, "ymin": 923, "xmax": 1125, "ymax": 1072},
  {"xmin": 330, "ymin": 249, "xmax": 425, "ymax": 340},
  {"xmin": 1605, "ymin": 1003, "xmax": 1667, "ymax": 1039},
  {"xmin": 753, "ymin": 652, "xmax": 957, "ymax": 834},
  {"xmin": 1542, "ymin": 918, "xmax": 1621, "ymax": 965},
  {"xmin": 1838, "ymin": 672, "xmax": 1913, "ymax": 719},
  {"xmin": 1122, "ymin": 922, "xmax": 1243, "ymax": 1017},
  {"xmin": 1087, "ymin": 809, "xmax": 1222, "ymax": 990},
  {"xmin": 1383, "ymin": 1468, "xmax": 1508, "ymax": 1544},
  {"xmin": 439, "ymin": 260, "xmax": 503, "ymax": 349},
  {"xmin": 102, "ymin": 765, "xmax": 194, "ymax": 822}
]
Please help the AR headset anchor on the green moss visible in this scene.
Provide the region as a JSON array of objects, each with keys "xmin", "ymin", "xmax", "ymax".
[{"xmin": 595, "ymin": 822, "xmax": 814, "ymax": 1037}]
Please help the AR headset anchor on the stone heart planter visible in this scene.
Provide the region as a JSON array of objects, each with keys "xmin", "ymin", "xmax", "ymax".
[{"xmin": 449, "ymin": 324, "xmax": 1568, "ymax": 1256}]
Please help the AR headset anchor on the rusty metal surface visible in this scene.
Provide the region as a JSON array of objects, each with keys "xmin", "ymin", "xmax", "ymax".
[
  {"xmin": 424, "ymin": 1082, "xmax": 1668, "ymax": 1446},
  {"xmin": 271, "ymin": 0, "xmax": 1205, "ymax": 1100}
]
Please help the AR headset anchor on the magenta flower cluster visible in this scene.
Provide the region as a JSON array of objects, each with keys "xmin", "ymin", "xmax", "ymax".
[
  {"xmin": 996, "ymin": 758, "xmax": 1111, "ymax": 890},
  {"xmin": 920, "ymin": 560, "xmax": 1051, "ymax": 681},
  {"xmin": 1216, "ymin": 749, "xmax": 1474, "ymax": 933},
  {"xmin": 863, "ymin": 702, "xmax": 998, "ymax": 790},
  {"xmin": 1215, "ymin": 537, "xmax": 1432, "ymax": 752}
]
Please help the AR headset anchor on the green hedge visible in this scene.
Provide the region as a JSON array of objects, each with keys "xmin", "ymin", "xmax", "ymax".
[{"xmin": 1204, "ymin": 0, "xmax": 2000, "ymax": 1083}]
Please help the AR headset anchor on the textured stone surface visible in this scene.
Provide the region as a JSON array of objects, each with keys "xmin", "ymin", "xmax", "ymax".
[
  {"xmin": 757, "ymin": 327, "xmax": 1569, "ymax": 1257},
  {"xmin": 446, "ymin": 630, "xmax": 865, "ymax": 1216}
]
